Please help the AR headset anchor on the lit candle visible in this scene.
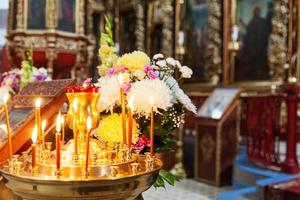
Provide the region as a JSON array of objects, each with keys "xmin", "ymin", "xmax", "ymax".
[
  {"xmin": 178, "ymin": 31, "xmax": 185, "ymax": 46},
  {"xmin": 118, "ymin": 74, "xmax": 127, "ymax": 144},
  {"xmin": 73, "ymin": 98, "xmax": 78, "ymax": 155},
  {"xmin": 31, "ymin": 126, "xmax": 38, "ymax": 169},
  {"xmin": 61, "ymin": 115, "xmax": 65, "ymax": 143},
  {"xmin": 35, "ymin": 98, "xmax": 41, "ymax": 145},
  {"xmin": 85, "ymin": 116, "xmax": 92, "ymax": 176},
  {"xmin": 3, "ymin": 94, "xmax": 12, "ymax": 159},
  {"xmin": 128, "ymin": 96, "xmax": 134, "ymax": 148},
  {"xmin": 56, "ymin": 113, "xmax": 62, "ymax": 172},
  {"xmin": 150, "ymin": 97, "xmax": 155, "ymax": 156},
  {"xmin": 41, "ymin": 120, "xmax": 46, "ymax": 151}
]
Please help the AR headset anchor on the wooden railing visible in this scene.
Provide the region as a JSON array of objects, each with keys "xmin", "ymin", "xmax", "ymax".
[{"xmin": 242, "ymin": 84, "xmax": 299, "ymax": 173}]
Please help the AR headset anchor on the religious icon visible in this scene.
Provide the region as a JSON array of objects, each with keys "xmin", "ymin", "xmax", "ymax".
[
  {"xmin": 197, "ymin": 88, "xmax": 240, "ymax": 119},
  {"xmin": 234, "ymin": 0, "xmax": 274, "ymax": 81},
  {"xmin": 58, "ymin": 0, "xmax": 76, "ymax": 33},
  {"xmin": 27, "ymin": 0, "xmax": 46, "ymax": 29},
  {"xmin": 183, "ymin": 0, "xmax": 209, "ymax": 83}
]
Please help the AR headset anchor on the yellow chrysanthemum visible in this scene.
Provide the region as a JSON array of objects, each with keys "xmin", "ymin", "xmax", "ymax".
[
  {"xmin": 116, "ymin": 51, "xmax": 150, "ymax": 71},
  {"xmin": 96, "ymin": 113, "xmax": 139, "ymax": 145}
]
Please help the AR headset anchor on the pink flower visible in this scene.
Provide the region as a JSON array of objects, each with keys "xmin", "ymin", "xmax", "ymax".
[
  {"xmin": 118, "ymin": 66, "xmax": 129, "ymax": 73},
  {"xmin": 147, "ymin": 70, "xmax": 158, "ymax": 79},
  {"xmin": 107, "ymin": 67, "xmax": 118, "ymax": 77},
  {"xmin": 122, "ymin": 83, "xmax": 132, "ymax": 93},
  {"xmin": 83, "ymin": 78, "xmax": 92, "ymax": 85},
  {"xmin": 143, "ymin": 65, "xmax": 155, "ymax": 72},
  {"xmin": 107, "ymin": 66, "xmax": 129, "ymax": 77},
  {"xmin": 143, "ymin": 66, "xmax": 158, "ymax": 79},
  {"xmin": 133, "ymin": 134, "xmax": 151, "ymax": 150}
]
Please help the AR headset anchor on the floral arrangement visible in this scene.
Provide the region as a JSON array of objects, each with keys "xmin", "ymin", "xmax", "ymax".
[
  {"xmin": 94, "ymin": 17, "xmax": 196, "ymax": 187},
  {"xmin": 0, "ymin": 47, "xmax": 50, "ymax": 95}
]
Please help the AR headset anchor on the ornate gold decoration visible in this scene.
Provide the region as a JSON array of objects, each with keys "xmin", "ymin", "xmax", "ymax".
[
  {"xmin": 268, "ymin": 0, "xmax": 289, "ymax": 81},
  {"xmin": 205, "ymin": 0, "xmax": 222, "ymax": 84},
  {"xmin": 200, "ymin": 132, "xmax": 215, "ymax": 163},
  {"xmin": 134, "ymin": 0, "xmax": 145, "ymax": 52},
  {"xmin": 46, "ymin": 0, "xmax": 57, "ymax": 29},
  {"xmin": 45, "ymin": 49, "xmax": 57, "ymax": 77},
  {"xmin": 16, "ymin": 0, "xmax": 24, "ymax": 30},
  {"xmin": 1, "ymin": 155, "xmax": 162, "ymax": 200},
  {"xmin": 118, "ymin": 0, "xmax": 146, "ymax": 52},
  {"xmin": 160, "ymin": 0, "xmax": 174, "ymax": 56},
  {"xmin": 7, "ymin": 0, "xmax": 14, "ymax": 32},
  {"xmin": 76, "ymin": 0, "xmax": 85, "ymax": 35}
]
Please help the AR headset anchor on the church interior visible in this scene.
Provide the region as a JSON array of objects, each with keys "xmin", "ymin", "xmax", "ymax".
[{"xmin": 0, "ymin": 0, "xmax": 300, "ymax": 200}]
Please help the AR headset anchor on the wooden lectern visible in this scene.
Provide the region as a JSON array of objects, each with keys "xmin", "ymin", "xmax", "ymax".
[
  {"xmin": 0, "ymin": 79, "xmax": 75, "ymax": 163},
  {"xmin": 195, "ymin": 88, "xmax": 240, "ymax": 186}
]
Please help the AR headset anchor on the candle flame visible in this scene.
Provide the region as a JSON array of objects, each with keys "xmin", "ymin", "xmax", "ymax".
[
  {"xmin": 150, "ymin": 97, "xmax": 154, "ymax": 105},
  {"xmin": 56, "ymin": 112, "xmax": 61, "ymax": 133},
  {"xmin": 32, "ymin": 125, "xmax": 38, "ymax": 144},
  {"xmin": 87, "ymin": 116, "xmax": 92, "ymax": 131},
  {"xmin": 42, "ymin": 120, "xmax": 47, "ymax": 132},
  {"xmin": 61, "ymin": 115, "xmax": 65, "ymax": 124},
  {"xmin": 118, "ymin": 74, "xmax": 123, "ymax": 85},
  {"xmin": 35, "ymin": 98, "xmax": 41, "ymax": 108},
  {"xmin": 73, "ymin": 98, "xmax": 78, "ymax": 112},
  {"xmin": 0, "ymin": 124, "xmax": 7, "ymax": 133},
  {"xmin": 4, "ymin": 94, "xmax": 9, "ymax": 104},
  {"xmin": 129, "ymin": 96, "xmax": 134, "ymax": 110}
]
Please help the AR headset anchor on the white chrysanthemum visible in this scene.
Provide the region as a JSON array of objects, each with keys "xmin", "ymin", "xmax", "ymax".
[
  {"xmin": 153, "ymin": 53, "xmax": 164, "ymax": 60},
  {"xmin": 180, "ymin": 66, "xmax": 193, "ymax": 78},
  {"xmin": 156, "ymin": 60, "xmax": 167, "ymax": 68},
  {"xmin": 166, "ymin": 57, "xmax": 176, "ymax": 66},
  {"xmin": 175, "ymin": 60, "xmax": 182, "ymax": 68},
  {"xmin": 164, "ymin": 77, "xmax": 197, "ymax": 114},
  {"xmin": 95, "ymin": 76, "xmax": 121, "ymax": 112},
  {"xmin": 127, "ymin": 79, "xmax": 173, "ymax": 115}
]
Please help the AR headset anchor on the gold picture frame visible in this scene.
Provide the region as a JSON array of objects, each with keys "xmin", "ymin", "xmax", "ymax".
[
  {"xmin": 179, "ymin": 0, "xmax": 223, "ymax": 92},
  {"xmin": 226, "ymin": 0, "xmax": 291, "ymax": 90},
  {"xmin": 117, "ymin": 0, "xmax": 146, "ymax": 54},
  {"xmin": 146, "ymin": 0, "xmax": 174, "ymax": 57}
]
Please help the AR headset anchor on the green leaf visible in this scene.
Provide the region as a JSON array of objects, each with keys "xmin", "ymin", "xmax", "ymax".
[
  {"xmin": 104, "ymin": 15, "xmax": 113, "ymax": 38},
  {"xmin": 154, "ymin": 175, "xmax": 165, "ymax": 189},
  {"xmin": 159, "ymin": 170, "xmax": 180, "ymax": 186},
  {"xmin": 154, "ymin": 170, "xmax": 181, "ymax": 188}
]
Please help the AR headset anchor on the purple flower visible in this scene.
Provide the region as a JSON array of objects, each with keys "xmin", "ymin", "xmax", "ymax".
[
  {"xmin": 1, "ymin": 70, "xmax": 21, "ymax": 92},
  {"xmin": 34, "ymin": 74, "xmax": 47, "ymax": 82},
  {"xmin": 122, "ymin": 83, "xmax": 132, "ymax": 93}
]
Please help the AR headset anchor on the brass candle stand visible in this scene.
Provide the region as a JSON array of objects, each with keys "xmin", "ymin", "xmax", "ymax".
[
  {"xmin": 1, "ymin": 133, "xmax": 162, "ymax": 200},
  {"xmin": 0, "ymin": 88, "xmax": 163, "ymax": 200}
]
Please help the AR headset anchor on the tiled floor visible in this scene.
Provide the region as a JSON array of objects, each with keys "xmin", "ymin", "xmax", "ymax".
[{"xmin": 143, "ymin": 179, "xmax": 231, "ymax": 200}]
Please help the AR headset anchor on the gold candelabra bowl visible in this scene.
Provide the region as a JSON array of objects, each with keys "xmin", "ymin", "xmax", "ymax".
[
  {"xmin": 0, "ymin": 143, "xmax": 162, "ymax": 200},
  {"xmin": 0, "ymin": 86, "xmax": 163, "ymax": 200},
  {"xmin": 66, "ymin": 92, "xmax": 100, "ymax": 130}
]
